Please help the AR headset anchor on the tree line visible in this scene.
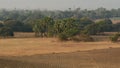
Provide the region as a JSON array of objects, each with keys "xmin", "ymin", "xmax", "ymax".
[
  {"xmin": 0, "ymin": 16, "xmax": 120, "ymax": 41},
  {"xmin": 0, "ymin": 7, "xmax": 120, "ymax": 22},
  {"xmin": 0, "ymin": 7, "xmax": 120, "ymax": 41}
]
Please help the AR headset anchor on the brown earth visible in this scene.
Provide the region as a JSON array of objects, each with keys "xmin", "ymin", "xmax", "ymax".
[
  {"xmin": 0, "ymin": 47, "xmax": 120, "ymax": 68},
  {"xmin": 112, "ymin": 20, "xmax": 120, "ymax": 24},
  {"xmin": 0, "ymin": 38, "xmax": 120, "ymax": 56},
  {"xmin": 0, "ymin": 38, "xmax": 120, "ymax": 68}
]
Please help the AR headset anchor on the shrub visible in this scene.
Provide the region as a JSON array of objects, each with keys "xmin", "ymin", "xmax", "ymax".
[
  {"xmin": 58, "ymin": 33, "xmax": 68, "ymax": 41},
  {"xmin": 0, "ymin": 23, "xmax": 4, "ymax": 28},
  {"xmin": 110, "ymin": 33, "xmax": 120, "ymax": 42},
  {"xmin": 58, "ymin": 27, "xmax": 80, "ymax": 41},
  {"xmin": 0, "ymin": 27, "xmax": 14, "ymax": 37}
]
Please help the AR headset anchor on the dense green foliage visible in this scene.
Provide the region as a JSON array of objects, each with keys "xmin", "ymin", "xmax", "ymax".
[
  {"xmin": 4, "ymin": 19, "xmax": 24, "ymax": 32},
  {"xmin": 56, "ymin": 18, "xmax": 81, "ymax": 40},
  {"xmin": 33, "ymin": 18, "xmax": 81, "ymax": 39},
  {"xmin": 0, "ymin": 27, "xmax": 14, "ymax": 37},
  {"xmin": 83, "ymin": 19, "xmax": 113, "ymax": 35},
  {"xmin": 80, "ymin": 17, "xmax": 94, "ymax": 28},
  {"xmin": 0, "ymin": 8, "xmax": 120, "ymax": 41},
  {"xmin": 33, "ymin": 17, "xmax": 54, "ymax": 37},
  {"xmin": 0, "ymin": 23, "xmax": 4, "ymax": 28},
  {"xmin": 32, "ymin": 17, "xmax": 115, "ymax": 41},
  {"xmin": 112, "ymin": 23, "xmax": 120, "ymax": 32},
  {"xmin": 0, "ymin": 8, "xmax": 120, "ymax": 21}
]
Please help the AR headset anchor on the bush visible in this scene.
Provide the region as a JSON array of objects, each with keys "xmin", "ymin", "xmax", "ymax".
[
  {"xmin": 0, "ymin": 23, "xmax": 4, "ymax": 28},
  {"xmin": 110, "ymin": 33, "xmax": 120, "ymax": 42},
  {"xmin": 58, "ymin": 33, "xmax": 68, "ymax": 41},
  {"xmin": 0, "ymin": 27, "xmax": 14, "ymax": 37},
  {"xmin": 71, "ymin": 34, "xmax": 94, "ymax": 42},
  {"xmin": 58, "ymin": 27, "xmax": 80, "ymax": 41}
]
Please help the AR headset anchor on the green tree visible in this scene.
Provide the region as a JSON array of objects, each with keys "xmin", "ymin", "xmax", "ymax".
[
  {"xmin": 83, "ymin": 23, "xmax": 99, "ymax": 35},
  {"xmin": 4, "ymin": 19, "xmax": 24, "ymax": 32},
  {"xmin": 54, "ymin": 18, "xmax": 81, "ymax": 40},
  {"xmin": 80, "ymin": 17, "xmax": 94, "ymax": 28},
  {"xmin": 0, "ymin": 23, "xmax": 4, "ymax": 28},
  {"xmin": 42, "ymin": 17, "xmax": 55, "ymax": 37},
  {"xmin": 112, "ymin": 23, "xmax": 120, "ymax": 32},
  {"xmin": 33, "ymin": 17, "xmax": 54, "ymax": 37},
  {"xmin": 83, "ymin": 18, "xmax": 113, "ymax": 35},
  {"xmin": 54, "ymin": 20, "xmax": 64, "ymax": 35},
  {"xmin": 96, "ymin": 19, "xmax": 113, "ymax": 32},
  {"xmin": 33, "ymin": 20, "xmax": 45, "ymax": 37},
  {"xmin": 110, "ymin": 33, "xmax": 120, "ymax": 42},
  {"xmin": 33, "ymin": 22, "xmax": 41, "ymax": 37},
  {"xmin": 0, "ymin": 27, "xmax": 14, "ymax": 37}
]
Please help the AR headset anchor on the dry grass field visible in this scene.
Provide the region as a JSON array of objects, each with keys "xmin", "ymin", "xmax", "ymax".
[
  {"xmin": 112, "ymin": 20, "xmax": 120, "ymax": 24},
  {"xmin": 0, "ymin": 47, "xmax": 120, "ymax": 68},
  {"xmin": 0, "ymin": 38, "xmax": 120, "ymax": 56},
  {"xmin": 111, "ymin": 17, "xmax": 120, "ymax": 24},
  {"xmin": 0, "ymin": 38, "xmax": 120, "ymax": 68}
]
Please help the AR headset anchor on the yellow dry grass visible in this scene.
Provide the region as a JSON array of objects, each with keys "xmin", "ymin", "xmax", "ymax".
[{"xmin": 0, "ymin": 38, "xmax": 120, "ymax": 56}]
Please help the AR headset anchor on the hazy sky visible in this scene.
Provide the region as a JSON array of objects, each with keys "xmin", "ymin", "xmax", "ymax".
[{"xmin": 0, "ymin": 0, "xmax": 119, "ymax": 10}]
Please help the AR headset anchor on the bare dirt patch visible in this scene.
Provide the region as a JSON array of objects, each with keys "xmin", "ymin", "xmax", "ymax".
[{"xmin": 112, "ymin": 20, "xmax": 120, "ymax": 24}]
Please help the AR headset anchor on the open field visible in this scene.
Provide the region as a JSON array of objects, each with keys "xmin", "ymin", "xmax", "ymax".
[
  {"xmin": 111, "ymin": 17, "xmax": 120, "ymax": 24},
  {"xmin": 112, "ymin": 20, "xmax": 120, "ymax": 24},
  {"xmin": 0, "ymin": 38, "xmax": 120, "ymax": 68},
  {"xmin": 0, "ymin": 38, "xmax": 120, "ymax": 56},
  {"xmin": 1, "ymin": 47, "xmax": 120, "ymax": 68}
]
